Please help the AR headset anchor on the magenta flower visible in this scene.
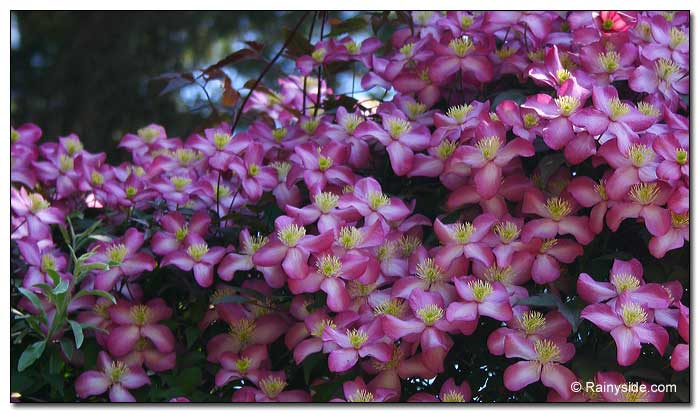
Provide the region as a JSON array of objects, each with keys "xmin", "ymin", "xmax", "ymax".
[
  {"xmin": 580, "ymin": 297, "xmax": 668, "ymax": 366},
  {"xmin": 503, "ymin": 335, "xmax": 576, "ymax": 400},
  {"xmin": 161, "ymin": 240, "xmax": 226, "ymax": 288},
  {"xmin": 17, "ymin": 240, "xmax": 68, "ymax": 291},
  {"xmin": 252, "ymin": 216, "xmax": 333, "ymax": 280},
  {"xmin": 331, "ymin": 377, "xmax": 398, "ymax": 402},
  {"xmin": 232, "ymin": 371, "xmax": 311, "ymax": 402},
  {"xmin": 671, "ymin": 303, "xmax": 689, "ymax": 372},
  {"xmin": 521, "ymin": 189, "xmax": 594, "ymax": 245},
  {"xmin": 649, "ymin": 210, "xmax": 689, "ymax": 259},
  {"xmin": 589, "ymin": 86, "xmax": 658, "ymax": 151},
  {"xmin": 90, "ymin": 228, "xmax": 156, "ymax": 291},
  {"xmin": 526, "ymin": 238, "xmax": 583, "ymax": 284},
  {"xmin": 487, "ymin": 308, "xmax": 572, "ymax": 356},
  {"xmin": 653, "ymin": 133, "xmax": 689, "ymax": 183},
  {"xmin": 433, "ymin": 213, "xmax": 497, "ymax": 269},
  {"xmin": 629, "ymin": 57, "xmax": 688, "ymax": 103},
  {"xmin": 408, "ymin": 377, "xmax": 472, "ymax": 402},
  {"xmin": 75, "ymin": 351, "xmax": 150, "ymax": 402},
  {"xmin": 566, "ymin": 176, "xmax": 614, "ymax": 234},
  {"xmin": 106, "ymin": 298, "xmax": 175, "ymax": 357},
  {"xmin": 455, "ymin": 123, "xmax": 534, "ymax": 198},
  {"xmin": 606, "ymin": 181, "xmax": 671, "ymax": 237},
  {"xmin": 577, "ymin": 258, "xmax": 671, "ymax": 308},
  {"xmin": 151, "ymin": 210, "xmax": 210, "ymax": 256},
  {"xmin": 218, "ymin": 228, "xmax": 285, "ymax": 288},
  {"xmin": 188, "ymin": 123, "xmax": 250, "ymax": 170},
  {"xmin": 206, "ymin": 313, "xmax": 287, "ymax": 362},
  {"xmin": 446, "ymin": 275, "xmax": 512, "ymax": 322},
  {"xmin": 292, "ymin": 141, "xmax": 355, "ymax": 193},
  {"xmin": 641, "ymin": 15, "xmax": 689, "ymax": 68},
  {"xmin": 429, "ymin": 35, "xmax": 493, "ymax": 83},
  {"xmin": 338, "ymin": 177, "xmax": 411, "ymax": 227},
  {"xmin": 215, "ymin": 344, "xmax": 268, "ymax": 387},
  {"xmin": 355, "ymin": 114, "xmax": 430, "ymax": 176},
  {"xmin": 286, "ymin": 310, "xmax": 357, "ymax": 365},
  {"xmin": 322, "ymin": 318, "xmax": 392, "ymax": 373},
  {"xmin": 595, "ymin": 371, "xmax": 665, "ymax": 402},
  {"xmin": 10, "ymin": 187, "xmax": 65, "ymax": 240},
  {"xmin": 495, "ymin": 100, "xmax": 542, "ymax": 142},
  {"xmin": 229, "ymin": 142, "xmax": 277, "ymax": 202}
]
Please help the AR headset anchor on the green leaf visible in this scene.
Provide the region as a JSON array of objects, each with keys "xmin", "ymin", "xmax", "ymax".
[
  {"xmin": 210, "ymin": 294, "xmax": 249, "ymax": 305},
  {"xmin": 18, "ymin": 340, "xmax": 46, "ymax": 372},
  {"xmin": 52, "ymin": 279, "xmax": 71, "ymax": 295},
  {"xmin": 46, "ymin": 269, "xmax": 61, "ymax": 286},
  {"xmin": 73, "ymin": 289, "xmax": 117, "ymax": 304},
  {"xmin": 18, "ymin": 288, "xmax": 47, "ymax": 322},
  {"xmin": 60, "ymin": 337, "xmax": 75, "ymax": 360},
  {"xmin": 68, "ymin": 320, "xmax": 84, "ymax": 348}
]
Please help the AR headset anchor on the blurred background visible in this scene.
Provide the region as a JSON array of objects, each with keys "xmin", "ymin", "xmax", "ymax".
[{"xmin": 10, "ymin": 11, "xmax": 367, "ymax": 161}]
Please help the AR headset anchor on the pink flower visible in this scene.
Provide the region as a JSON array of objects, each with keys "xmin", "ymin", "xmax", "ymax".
[
  {"xmin": 525, "ymin": 237, "xmax": 582, "ymax": 284},
  {"xmin": 503, "ymin": 335, "xmax": 577, "ymax": 400},
  {"xmin": 161, "ymin": 240, "xmax": 226, "ymax": 288},
  {"xmin": 331, "ymin": 377, "xmax": 398, "ymax": 402},
  {"xmin": 408, "ymin": 377, "xmax": 472, "ymax": 402},
  {"xmin": 521, "ymin": 189, "xmax": 594, "ymax": 245},
  {"xmin": 229, "ymin": 142, "xmax": 277, "ymax": 202},
  {"xmin": 89, "ymin": 228, "xmax": 156, "ymax": 291},
  {"xmin": 653, "ymin": 133, "xmax": 689, "ymax": 183},
  {"xmin": 577, "ymin": 258, "xmax": 671, "ymax": 308},
  {"xmin": 10, "ymin": 187, "xmax": 65, "ymax": 240},
  {"xmin": 595, "ymin": 371, "xmax": 665, "ymax": 402},
  {"xmin": 429, "ymin": 35, "xmax": 493, "ymax": 83},
  {"xmin": 580, "ymin": 297, "xmax": 668, "ymax": 366},
  {"xmin": 218, "ymin": 228, "xmax": 285, "ymax": 288},
  {"xmin": 446, "ymin": 275, "xmax": 512, "ymax": 322},
  {"xmin": 75, "ymin": 351, "xmax": 150, "ymax": 402},
  {"xmin": 206, "ymin": 312, "xmax": 287, "ymax": 363},
  {"xmin": 566, "ymin": 176, "xmax": 614, "ymax": 234},
  {"xmin": 487, "ymin": 308, "xmax": 572, "ymax": 356},
  {"xmin": 151, "ymin": 210, "xmax": 210, "ymax": 256},
  {"xmin": 106, "ymin": 298, "xmax": 175, "ymax": 357},
  {"xmin": 338, "ymin": 177, "xmax": 411, "ymax": 227},
  {"xmin": 671, "ymin": 303, "xmax": 689, "ymax": 372},
  {"xmin": 433, "ymin": 213, "xmax": 497, "ymax": 269},
  {"xmin": 232, "ymin": 371, "xmax": 311, "ymax": 402},
  {"xmin": 649, "ymin": 210, "xmax": 689, "ymax": 258},
  {"xmin": 291, "ymin": 141, "xmax": 355, "ymax": 194},
  {"xmin": 606, "ymin": 181, "xmax": 672, "ymax": 237},
  {"xmin": 215, "ymin": 344, "xmax": 269, "ymax": 387},
  {"xmin": 322, "ymin": 318, "xmax": 392, "ymax": 373}
]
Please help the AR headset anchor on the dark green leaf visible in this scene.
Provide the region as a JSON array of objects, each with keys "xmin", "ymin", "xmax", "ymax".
[
  {"xmin": 68, "ymin": 320, "xmax": 84, "ymax": 348},
  {"xmin": 18, "ymin": 341, "xmax": 46, "ymax": 372}
]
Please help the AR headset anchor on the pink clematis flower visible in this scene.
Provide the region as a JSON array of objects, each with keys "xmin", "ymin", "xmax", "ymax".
[
  {"xmin": 331, "ymin": 377, "xmax": 398, "ymax": 402},
  {"xmin": 580, "ymin": 297, "xmax": 669, "ymax": 366},
  {"xmin": 521, "ymin": 189, "xmax": 594, "ymax": 245},
  {"xmin": 218, "ymin": 228, "xmax": 285, "ymax": 288},
  {"xmin": 670, "ymin": 303, "xmax": 689, "ymax": 372},
  {"xmin": 503, "ymin": 335, "xmax": 577, "ymax": 400},
  {"xmin": 89, "ymin": 228, "xmax": 156, "ymax": 291},
  {"xmin": 252, "ymin": 215, "xmax": 334, "ymax": 280},
  {"xmin": 446, "ymin": 275, "xmax": 513, "ymax": 322},
  {"xmin": 151, "ymin": 210, "xmax": 210, "ymax": 256},
  {"xmin": 577, "ymin": 258, "xmax": 671, "ymax": 308},
  {"xmin": 487, "ymin": 307, "xmax": 572, "ymax": 356},
  {"xmin": 75, "ymin": 351, "xmax": 150, "ymax": 402},
  {"xmin": 649, "ymin": 210, "xmax": 689, "ymax": 258},
  {"xmin": 10, "ymin": 187, "xmax": 65, "ymax": 240},
  {"xmin": 161, "ymin": 240, "xmax": 226, "ymax": 288},
  {"xmin": 188, "ymin": 124, "xmax": 250, "ymax": 170},
  {"xmin": 206, "ymin": 312, "xmax": 288, "ymax": 363},
  {"xmin": 322, "ymin": 318, "xmax": 393, "ymax": 373},
  {"xmin": 229, "ymin": 142, "xmax": 277, "ymax": 202},
  {"xmin": 495, "ymin": 100, "xmax": 543, "ymax": 142},
  {"xmin": 408, "ymin": 377, "xmax": 472, "ymax": 402},
  {"xmin": 106, "ymin": 298, "xmax": 175, "ymax": 357},
  {"xmin": 232, "ymin": 371, "xmax": 311, "ymax": 402},
  {"xmin": 566, "ymin": 176, "xmax": 614, "ymax": 234},
  {"xmin": 653, "ymin": 133, "xmax": 689, "ymax": 183},
  {"xmin": 291, "ymin": 141, "xmax": 355, "ymax": 194},
  {"xmin": 338, "ymin": 177, "xmax": 411, "ymax": 227},
  {"xmin": 606, "ymin": 181, "xmax": 672, "ymax": 237},
  {"xmin": 433, "ymin": 213, "xmax": 497, "ymax": 269},
  {"xmin": 525, "ymin": 237, "xmax": 583, "ymax": 284},
  {"xmin": 595, "ymin": 371, "xmax": 665, "ymax": 402},
  {"xmin": 215, "ymin": 344, "xmax": 269, "ymax": 387},
  {"xmin": 429, "ymin": 35, "xmax": 493, "ymax": 83}
]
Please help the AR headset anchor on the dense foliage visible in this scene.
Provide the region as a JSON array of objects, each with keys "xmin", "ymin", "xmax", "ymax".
[{"xmin": 10, "ymin": 10, "xmax": 689, "ymax": 403}]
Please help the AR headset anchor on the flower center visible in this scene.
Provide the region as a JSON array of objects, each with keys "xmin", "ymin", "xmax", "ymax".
[
  {"xmin": 28, "ymin": 194, "xmax": 50, "ymax": 213},
  {"xmin": 555, "ymin": 96, "xmax": 580, "ymax": 116},
  {"xmin": 386, "ymin": 117, "xmax": 411, "ymax": 139},
  {"xmin": 417, "ymin": 304, "xmax": 444, "ymax": 326},
  {"xmin": 627, "ymin": 144, "xmax": 654, "ymax": 167},
  {"xmin": 58, "ymin": 155, "xmax": 74, "ymax": 173},
  {"xmin": 523, "ymin": 113, "xmax": 539, "ymax": 128},
  {"xmin": 539, "ymin": 238, "xmax": 559, "ymax": 253},
  {"xmin": 235, "ymin": 357, "xmax": 251, "ymax": 373},
  {"xmin": 311, "ymin": 47, "xmax": 327, "ymax": 62},
  {"xmin": 416, "ymin": 258, "xmax": 445, "ymax": 285},
  {"xmin": 247, "ymin": 163, "xmax": 260, "ymax": 177},
  {"xmin": 475, "ymin": 136, "xmax": 502, "ymax": 160},
  {"xmin": 91, "ymin": 171, "xmax": 104, "ymax": 186},
  {"xmin": 601, "ymin": 18, "xmax": 614, "ymax": 31},
  {"xmin": 277, "ymin": 224, "xmax": 306, "ymax": 247},
  {"xmin": 594, "ymin": 180, "xmax": 608, "ymax": 200},
  {"xmin": 496, "ymin": 46, "xmax": 518, "ymax": 59},
  {"xmin": 468, "ymin": 279, "xmax": 494, "ymax": 302},
  {"xmin": 317, "ymin": 155, "xmax": 333, "ymax": 172},
  {"xmin": 129, "ymin": 304, "xmax": 152, "ymax": 325},
  {"xmin": 446, "ymin": 103, "xmax": 474, "ymax": 123},
  {"xmin": 10, "ymin": 128, "xmax": 19, "ymax": 143},
  {"xmin": 316, "ymin": 255, "xmax": 342, "ymax": 278},
  {"xmin": 406, "ymin": 102, "xmax": 427, "ymax": 120},
  {"xmin": 628, "ymin": 182, "xmax": 660, "ymax": 205},
  {"xmin": 437, "ymin": 139, "xmax": 458, "ymax": 160},
  {"xmin": 609, "ymin": 98, "xmax": 631, "ymax": 121},
  {"xmin": 347, "ymin": 328, "xmax": 369, "ymax": 348},
  {"xmin": 229, "ymin": 319, "xmax": 256, "ymax": 345},
  {"xmin": 483, "ymin": 265, "xmax": 515, "ymax": 284},
  {"xmin": 520, "ymin": 311, "xmax": 546, "ymax": 334},
  {"xmin": 597, "ymin": 51, "xmax": 620, "ymax": 73},
  {"xmin": 399, "ymin": 42, "xmax": 415, "ymax": 56},
  {"xmin": 397, "ymin": 235, "xmax": 421, "ymax": 257},
  {"xmin": 174, "ymin": 148, "xmax": 200, "ymax": 166},
  {"xmin": 611, "ymin": 273, "xmax": 640, "ymax": 293},
  {"xmin": 108, "ymin": 361, "xmax": 130, "ymax": 383},
  {"xmin": 137, "ymin": 126, "xmax": 160, "ymax": 143},
  {"xmin": 636, "ymin": 102, "xmax": 660, "ymax": 117},
  {"xmin": 442, "ymin": 390, "xmax": 466, "ymax": 402},
  {"xmin": 259, "ymin": 376, "xmax": 287, "ymax": 399},
  {"xmin": 669, "ymin": 27, "xmax": 687, "ymax": 49},
  {"xmin": 186, "ymin": 243, "xmax": 209, "ymax": 261},
  {"xmin": 376, "ymin": 241, "xmax": 396, "ymax": 262},
  {"xmin": 671, "ymin": 211, "xmax": 689, "ymax": 228},
  {"xmin": 348, "ymin": 389, "xmax": 375, "ymax": 402},
  {"xmin": 301, "ymin": 118, "xmax": 321, "ymax": 135},
  {"xmin": 313, "ymin": 192, "xmax": 339, "ymax": 213},
  {"xmin": 545, "ymin": 197, "xmax": 572, "ymax": 221},
  {"xmin": 272, "ymin": 127, "xmax": 287, "ymax": 142},
  {"xmin": 342, "ymin": 114, "xmax": 363, "ymax": 134},
  {"xmin": 493, "ymin": 221, "xmax": 521, "ymax": 243},
  {"xmin": 344, "ymin": 41, "xmax": 359, "ymax": 54},
  {"xmin": 217, "ymin": 185, "xmax": 231, "ymax": 200},
  {"xmin": 373, "ymin": 298, "xmax": 407, "ymax": 317},
  {"xmin": 338, "ymin": 226, "xmax": 362, "ymax": 249},
  {"xmin": 675, "ymin": 148, "xmax": 688, "ymax": 165},
  {"xmin": 460, "ymin": 15, "xmax": 474, "ymax": 29},
  {"xmin": 555, "ymin": 69, "xmax": 572, "ymax": 84},
  {"xmin": 621, "ymin": 303, "xmax": 647, "ymax": 327},
  {"xmin": 453, "ymin": 222, "xmax": 476, "ymax": 244},
  {"xmin": 367, "ymin": 191, "xmax": 390, "ymax": 210},
  {"xmin": 311, "ymin": 319, "xmax": 336, "ymax": 337},
  {"xmin": 174, "ymin": 224, "xmax": 189, "ymax": 241},
  {"xmin": 449, "ymin": 37, "xmax": 474, "ymax": 57},
  {"xmin": 347, "ymin": 280, "xmax": 376, "ymax": 297},
  {"xmin": 528, "ymin": 49, "xmax": 545, "ymax": 62},
  {"xmin": 655, "ymin": 58, "xmax": 681, "ymax": 81},
  {"xmin": 213, "ymin": 132, "xmax": 232, "ymax": 150},
  {"xmin": 534, "ymin": 339, "xmax": 561, "ymax": 363},
  {"xmin": 106, "ymin": 243, "xmax": 128, "ymax": 264},
  {"xmin": 170, "ymin": 176, "xmax": 192, "ymax": 191},
  {"xmin": 271, "ymin": 161, "xmax": 291, "ymax": 181},
  {"xmin": 623, "ymin": 390, "xmax": 647, "ymax": 402},
  {"xmin": 40, "ymin": 254, "xmax": 56, "ymax": 273}
]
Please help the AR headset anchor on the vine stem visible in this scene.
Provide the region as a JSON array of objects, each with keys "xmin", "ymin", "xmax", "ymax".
[
  {"xmin": 301, "ymin": 11, "xmax": 318, "ymax": 116},
  {"xmin": 230, "ymin": 11, "xmax": 311, "ymax": 132},
  {"xmin": 312, "ymin": 11, "xmax": 327, "ymax": 117}
]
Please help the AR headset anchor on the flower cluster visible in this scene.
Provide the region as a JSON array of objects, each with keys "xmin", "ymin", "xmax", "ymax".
[{"xmin": 11, "ymin": 10, "xmax": 688, "ymax": 403}]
